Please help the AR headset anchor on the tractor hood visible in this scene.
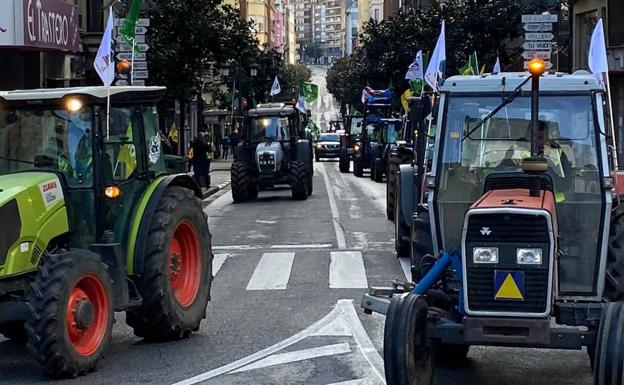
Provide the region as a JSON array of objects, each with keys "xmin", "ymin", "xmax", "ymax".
[
  {"xmin": 0, "ymin": 172, "xmax": 65, "ymax": 208},
  {"xmin": 255, "ymin": 141, "xmax": 284, "ymax": 174}
]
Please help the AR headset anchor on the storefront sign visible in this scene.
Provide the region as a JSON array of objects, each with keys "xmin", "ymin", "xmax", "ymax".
[{"xmin": 23, "ymin": 0, "xmax": 80, "ymax": 51}]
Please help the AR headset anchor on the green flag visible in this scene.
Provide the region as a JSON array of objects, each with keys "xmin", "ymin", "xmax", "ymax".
[
  {"xmin": 121, "ymin": 0, "xmax": 141, "ymax": 50},
  {"xmin": 459, "ymin": 52, "xmax": 479, "ymax": 75},
  {"xmin": 301, "ymin": 82, "xmax": 318, "ymax": 103},
  {"xmin": 409, "ymin": 79, "xmax": 423, "ymax": 95}
]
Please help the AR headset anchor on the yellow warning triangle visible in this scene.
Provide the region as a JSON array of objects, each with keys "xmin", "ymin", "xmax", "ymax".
[{"xmin": 495, "ymin": 274, "xmax": 524, "ymax": 300}]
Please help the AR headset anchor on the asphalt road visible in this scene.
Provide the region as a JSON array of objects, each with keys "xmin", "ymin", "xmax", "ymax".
[{"xmin": 0, "ymin": 160, "xmax": 593, "ymax": 385}]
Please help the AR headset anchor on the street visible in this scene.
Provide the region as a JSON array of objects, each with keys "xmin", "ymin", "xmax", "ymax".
[{"xmin": 0, "ymin": 161, "xmax": 593, "ymax": 385}]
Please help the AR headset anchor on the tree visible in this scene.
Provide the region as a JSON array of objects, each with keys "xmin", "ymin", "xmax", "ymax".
[
  {"xmin": 327, "ymin": 0, "xmax": 527, "ymax": 109},
  {"xmin": 280, "ymin": 64, "xmax": 312, "ymax": 94}
]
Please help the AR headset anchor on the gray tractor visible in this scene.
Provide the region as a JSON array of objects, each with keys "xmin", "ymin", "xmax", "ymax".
[{"xmin": 231, "ymin": 102, "xmax": 313, "ymax": 201}]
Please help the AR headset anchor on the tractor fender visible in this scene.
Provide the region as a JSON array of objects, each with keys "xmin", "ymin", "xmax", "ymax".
[
  {"xmin": 126, "ymin": 174, "xmax": 201, "ymax": 276},
  {"xmin": 292, "ymin": 139, "xmax": 311, "ymax": 162},
  {"xmin": 399, "ymin": 164, "xmax": 415, "ymax": 230}
]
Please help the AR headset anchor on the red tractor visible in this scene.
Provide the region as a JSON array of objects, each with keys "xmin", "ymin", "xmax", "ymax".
[{"xmin": 363, "ymin": 60, "xmax": 624, "ymax": 384}]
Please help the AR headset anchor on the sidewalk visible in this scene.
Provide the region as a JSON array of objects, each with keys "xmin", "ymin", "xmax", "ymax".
[{"xmin": 199, "ymin": 157, "xmax": 232, "ymax": 199}]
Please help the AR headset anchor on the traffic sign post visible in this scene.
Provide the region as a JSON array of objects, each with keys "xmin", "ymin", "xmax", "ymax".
[
  {"xmin": 524, "ymin": 61, "xmax": 553, "ymax": 70},
  {"xmin": 521, "ymin": 14, "xmax": 557, "ymax": 71},
  {"xmin": 522, "ymin": 41, "xmax": 552, "ymax": 50},
  {"xmin": 521, "ymin": 14, "xmax": 558, "ymax": 23},
  {"xmin": 523, "ymin": 23, "xmax": 553, "ymax": 32},
  {"xmin": 521, "ymin": 51, "xmax": 552, "ymax": 60},
  {"xmin": 114, "ymin": 17, "xmax": 150, "ymax": 86}
]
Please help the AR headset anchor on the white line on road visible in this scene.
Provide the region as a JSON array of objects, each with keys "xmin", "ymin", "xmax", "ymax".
[
  {"xmin": 398, "ymin": 257, "xmax": 411, "ymax": 282},
  {"xmin": 329, "ymin": 251, "xmax": 368, "ymax": 289},
  {"xmin": 169, "ymin": 300, "xmax": 385, "ymax": 385},
  {"xmin": 319, "ymin": 162, "xmax": 347, "ymax": 250},
  {"xmin": 325, "ymin": 379, "xmax": 372, "ymax": 385},
  {"xmin": 231, "ymin": 343, "xmax": 351, "ymax": 373},
  {"xmin": 246, "ymin": 252, "xmax": 295, "ymax": 290},
  {"xmin": 212, "ymin": 244, "xmax": 333, "ymax": 251},
  {"xmin": 212, "ymin": 254, "xmax": 229, "ymax": 276}
]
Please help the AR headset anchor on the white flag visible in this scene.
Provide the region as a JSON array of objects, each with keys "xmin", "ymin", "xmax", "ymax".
[
  {"xmin": 93, "ymin": 7, "xmax": 115, "ymax": 87},
  {"xmin": 296, "ymin": 95, "xmax": 306, "ymax": 112},
  {"xmin": 588, "ymin": 18, "xmax": 609, "ymax": 84},
  {"xmin": 405, "ymin": 50, "xmax": 424, "ymax": 80},
  {"xmin": 492, "ymin": 57, "xmax": 501, "ymax": 75},
  {"xmin": 270, "ymin": 76, "xmax": 281, "ymax": 96},
  {"xmin": 424, "ymin": 21, "xmax": 446, "ymax": 92}
]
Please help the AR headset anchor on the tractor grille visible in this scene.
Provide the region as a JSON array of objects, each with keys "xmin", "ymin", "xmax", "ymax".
[
  {"xmin": 464, "ymin": 211, "xmax": 551, "ymax": 316},
  {"xmin": 466, "ymin": 268, "xmax": 549, "ymax": 313},
  {"xmin": 31, "ymin": 245, "xmax": 43, "ymax": 266}
]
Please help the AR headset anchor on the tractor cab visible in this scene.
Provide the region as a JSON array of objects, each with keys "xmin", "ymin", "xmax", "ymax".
[
  {"xmin": 231, "ymin": 102, "xmax": 313, "ymax": 201},
  {"xmin": 363, "ymin": 64, "xmax": 624, "ymax": 385},
  {"xmin": 368, "ymin": 118, "xmax": 403, "ymax": 182},
  {"xmin": 352, "ymin": 92, "xmax": 394, "ymax": 177},
  {"xmin": 338, "ymin": 115, "xmax": 363, "ymax": 172}
]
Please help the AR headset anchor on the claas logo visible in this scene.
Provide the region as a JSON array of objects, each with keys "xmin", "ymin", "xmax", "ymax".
[{"xmin": 42, "ymin": 182, "xmax": 58, "ymax": 192}]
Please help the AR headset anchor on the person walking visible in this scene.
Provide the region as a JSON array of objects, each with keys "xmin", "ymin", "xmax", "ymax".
[
  {"xmin": 191, "ymin": 133, "xmax": 211, "ymax": 188},
  {"xmin": 222, "ymin": 135, "xmax": 230, "ymax": 159},
  {"xmin": 230, "ymin": 128, "xmax": 240, "ymax": 157}
]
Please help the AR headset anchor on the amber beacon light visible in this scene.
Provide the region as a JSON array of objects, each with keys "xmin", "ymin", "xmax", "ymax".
[{"xmin": 528, "ymin": 58, "xmax": 545, "ymax": 77}]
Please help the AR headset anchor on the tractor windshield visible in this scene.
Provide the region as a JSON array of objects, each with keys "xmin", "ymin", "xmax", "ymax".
[
  {"xmin": 436, "ymin": 94, "xmax": 603, "ymax": 294},
  {"xmin": 383, "ymin": 121, "xmax": 402, "ymax": 144},
  {"xmin": 248, "ymin": 116, "xmax": 291, "ymax": 142},
  {"xmin": 350, "ymin": 117, "xmax": 363, "ymax": 135},
  {"xmin": 0, "ymin": 107, "xmax": 93, "ymax": 187}
]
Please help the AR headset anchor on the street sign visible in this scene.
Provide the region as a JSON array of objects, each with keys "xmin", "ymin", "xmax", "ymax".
[
  {"xmin": 132, "ymin": 70, "xmax": 149, "ymax": 79},
  {"xmin": 525, "ymin": 32, "xmax": 554, "ymax": 41},
  {"xmin": 522, "ymin": 51, "xmax": 552, "ymax": 60},
  {"xmin": 135, "ymin": 26, "xmax": 148, "ymax": 34},
  {"xmin": 133, "ymin": 61, "xmax": 148, "ymax": 70},
  {"xmin": 131, "ymin": 79, "xmax": 146, "ymax": 86},
  {"xmin": 117, "ymin": 52, "xmax": 147, "ymax": 61},
  {"xmin": 117, "ymin": 42, "xmax": 150, "ymax": 52},
  {"xmin": 114, "ymin": 18, "xmax": 150, "ymax": 27},
  {"xmin": 523, "ymin": 61, "xmax": 553, "ymax": 70},
  {"xmin": 133, "ymin": 34, "xmax": 146, "ymax": 43},
  {"xmin": 522, "ymin": 14, "xmax": 558, "ymax": 23},
  {"xmin": 522, "ymin": 41, "xmax": 552, "ymax": 50},
  {"xmin": 115, "ymin": 79, "xmax": 129, "ymax": 86},
  {"xmin": 523, "ymin": 23, "xmax": 553, "ymax": 32}
]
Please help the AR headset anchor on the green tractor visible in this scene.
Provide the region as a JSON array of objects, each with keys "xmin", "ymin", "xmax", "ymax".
[{"xmin": 0, "ymin": 87, "xmax": 213, "ymax": 377}]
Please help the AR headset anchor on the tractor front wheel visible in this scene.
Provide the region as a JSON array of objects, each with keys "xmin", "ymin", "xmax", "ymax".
[
  {"xmin": 0, "ymin": 321, "xmax": 27, "ymax": 342},
  {"xmin": 353, "ymin": 156, "xmax": 364, "ymax": 177},
  {"xmin": 384, "ymin": 293, "xmax": 435, "ymax": 385},
  {"xmin": 126, "ymin": 187, "xmax": 212, "ymax": 341},
  {"xmin": 394, "ymin": 179, "xmax": 410, "ymax": 258},
  {"xmin": 231, "ymin": 161, "xmax": 253, "ymax": 203},
  {"xmin": 373, "ymin": 158, "xmax": 384, "ymax": 183},
  {"xmin": 290, "ymin": 161, "xmax": 309, "ymax": 200},
  {"xmin": 339, "ymin": 150, "xmax": 349, "ymax": 173},
  {"xmin": 26, "ymin": 250, "xmax": 113, "ymax": 378},
  {"xmin": 605, "ymin": 205, "xmax": 624, "ymax": 301},
  {"xmin": 594, "ymin": 301, "xmax": 624, "ymax": 385}
]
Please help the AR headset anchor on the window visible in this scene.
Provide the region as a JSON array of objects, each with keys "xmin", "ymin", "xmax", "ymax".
[
  {"xmin": 86, "ymin": 0, "xmax": 103, "ymax": 32},
  {"xmin": 103, "ymin": 108, "xmax": 141, "ymax": 181}
]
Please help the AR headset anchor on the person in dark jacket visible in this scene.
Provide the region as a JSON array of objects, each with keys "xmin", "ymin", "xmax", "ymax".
[{"xmin": 191, "ymin": 133, "xmax": 211, "ymax": 188}]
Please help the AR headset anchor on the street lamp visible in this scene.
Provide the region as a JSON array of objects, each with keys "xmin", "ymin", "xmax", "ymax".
[
  {"xmin": 249, "ymin": 63, "xmax": 259, "ymax": 78},
  {"xmin": 221, "ymin": 67, "xmax": 230, "ymax": 78}
]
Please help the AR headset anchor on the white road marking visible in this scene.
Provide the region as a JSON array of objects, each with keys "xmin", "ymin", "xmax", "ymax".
[
  {"xmin": 231, "ymin": 343, "xmax": 351, "ymax": 373},
  {"xmin": 329, "ymin": 251, "xmax": 368, "ymax": 289},
  {"xmin": 212, "ymin": 254, "xmax": 229, "ymax": 276},
  {"xmin": 325, "ymin": 380, "xmax": 372, "ymax": 385},
  {"xmin": 246, "ymin": 252, "xmax": 295, "ymax": 290},
  {"xmin": 319, "ymin": 163, "xmax": 347, "ymax": 250},
  {"xmin": 212, "ymin": 244, "xmax": 333, "ymax": 251},
  {"xmin": 270, "ymin": 243, "xmax": 333, "ymax": 249},
  {"xmin": 169, "ymin": 300, "xmax": 385, "ymax": 385},
  {"xmin": 398, "ymin": 257, "xmax": 411, "ymax": 282},
  {"xmin": 255, "ymin": 219, "xmax": 277, "ymax": 224}
]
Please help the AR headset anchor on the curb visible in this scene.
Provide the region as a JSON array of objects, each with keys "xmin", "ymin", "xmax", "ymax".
[{"xmin": 202, "ymin": 180, "xmax": 231, "ymax": 199}]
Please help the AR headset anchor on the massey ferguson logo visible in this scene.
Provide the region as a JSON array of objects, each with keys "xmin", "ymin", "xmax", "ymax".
[
  {"xmin": 480, "ymin": 227, "xmax": 492, "ymax": 236},
  {"xmin": 41, "ymin": 181, "xmax": 58, "ymax": 192}
]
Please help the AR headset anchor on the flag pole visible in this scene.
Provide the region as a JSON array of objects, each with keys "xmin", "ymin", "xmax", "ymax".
[
  {"xmin": 131, "ymin": 40, "xmax": 135, "ymax": 85},
  {"xmin": 106, "ymin": 86, "xmax": 111, "ymax": 140},
  {"xmin": 605, "ymin": 71, "xmax": 619, "ymax": 168}
]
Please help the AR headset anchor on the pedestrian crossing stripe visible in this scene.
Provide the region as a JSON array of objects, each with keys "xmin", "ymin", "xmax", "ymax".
[{"xmin": 494, "ymin": 271, "xmax": 524, "ymax": 300}]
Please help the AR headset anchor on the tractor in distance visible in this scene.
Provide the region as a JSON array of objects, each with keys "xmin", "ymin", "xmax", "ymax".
[
  {"xmin": 362, "ymin": 59, "xmax": 624, "ymax": 385},
  {"xmin": 369, "ymin": 117, "xmax": 403, "ymax": 183},
  {"xmin": 385, "ymin": 95, "xmax": 432, "ymax": 221},
  {"xmin": 0, "ymin": 86, "xmax": 213, "ymax": 378},
  {"xmin": 230, "ymin": 101, "xmax": 313, "ymax": 202},
  {"xmin": 338, "ymin": 114, "xmax": 363, "ymax": 173},
  {"xmin": 352, "ymin": 90, "xmax": 394, "ymax": 177}
]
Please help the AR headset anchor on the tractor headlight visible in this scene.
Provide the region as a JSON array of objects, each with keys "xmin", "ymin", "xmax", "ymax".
[
  {"xmin": 517, "ymin": 248, "xmax": 542, "ymax": 265},
  {"xmin": 353, "ymin": 144, "xmax": 360, "ymax": 152},
  {"xmin": 316, "ymin": 143, "xmax": 322, "ymax": 149},
  {"xmin": 473, "ymin": 247, "xmax": 499, "ymax": 264}
]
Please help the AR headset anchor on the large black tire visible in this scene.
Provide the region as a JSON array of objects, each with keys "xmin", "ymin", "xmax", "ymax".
[
  {"xmin": 126, "ymin": 187, "xmax": 212, "ymax": 341},
  {"xmin": 594, "ymin": 301, "xmax": 624, "ymax": 385},
  {"xmin": 387, "ymin": 160, "xmax": 399, "ymax": 221},
  {"xmin": 307, "ymin": 165, "xmax": 313, "ymax": 196},
  {"xmin": 605, "ymin": 205, "xmax": 624, "ymax": 301},
  {"xmin": 26, "ymin": 250, "xmax": 113, "ymax": 378},
  {"xmin": 339, "ymin": 150, "xmax": 350, "ymax": 173},
  {"xmin": 290, "ymin": 161, "xmax": 309, "ymax": 200},
  {"xmin": 353, "ymin": 156, "xmax": 364, "ymax": 177},
  {"xmin": 231, "ymin": 161, "xmax": 252, "ymax": 203},
  {"xmin": 394, "ymin": 178, "xmax": 411, "ymax": 258},
  {"xmin": 410, "ymin": 204, "xmax": 434, "ymax": 282},
  {"xmin": 373, "ymin": 158, "xmax": 384, "ymax": 183},
  {"xmin": 384, "ymin": 293, "xmax": 435, "ymax": 385},
  {"xmin": 0, "ymin": 321, "xmax": 27, "ymax": 342}
]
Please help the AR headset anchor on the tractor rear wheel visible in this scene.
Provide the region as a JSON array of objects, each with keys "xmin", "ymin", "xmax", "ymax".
[
  {"xmin": 410, "ymin": 204, "xmax": 434, "ymax": 282},
  {"xmin": 290, "ymin": 161, "xmax": 309, "ymax": 200},
  {"xmin": 353, "ymin": 156, "xmax": 364, "ymax": 177},
  {"xmin": 0, "ymin": 321, "xmax": 27, "ymax": 342},
  {"xmin": 394, "ymin": 179, "xmax": 410, "ymax": 258},
  {"xmin": 605, "ymin": 205, "xmax": 624, "ymax": 301},
  {"xmin": 126, "ymin": 187, "xmax": 212, "ymax": 341},
  {"xmin": 26, "ymin": 250, "xmax": 113, "ymax": 378},
  {"xmin": 307, "ymin": 165, "xmax": 313, "ymax": 196},
  {"xmin": 339, "ymin": 150, "xmax": 349, "ymax": 173},
  {"xmin": 593, "ymin": 301, "xmax": 624, "ymax": 385},
  {"xmin": 231, "ymin": 161, "xmax": 252, "ymax": 203},
  {"xmin": 384, "ymin": 293, "xmax": 435, "ymax": 385},
  {"xmin": 386, "ymin": 174, "xmax": 395, "ymax": 221}
]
